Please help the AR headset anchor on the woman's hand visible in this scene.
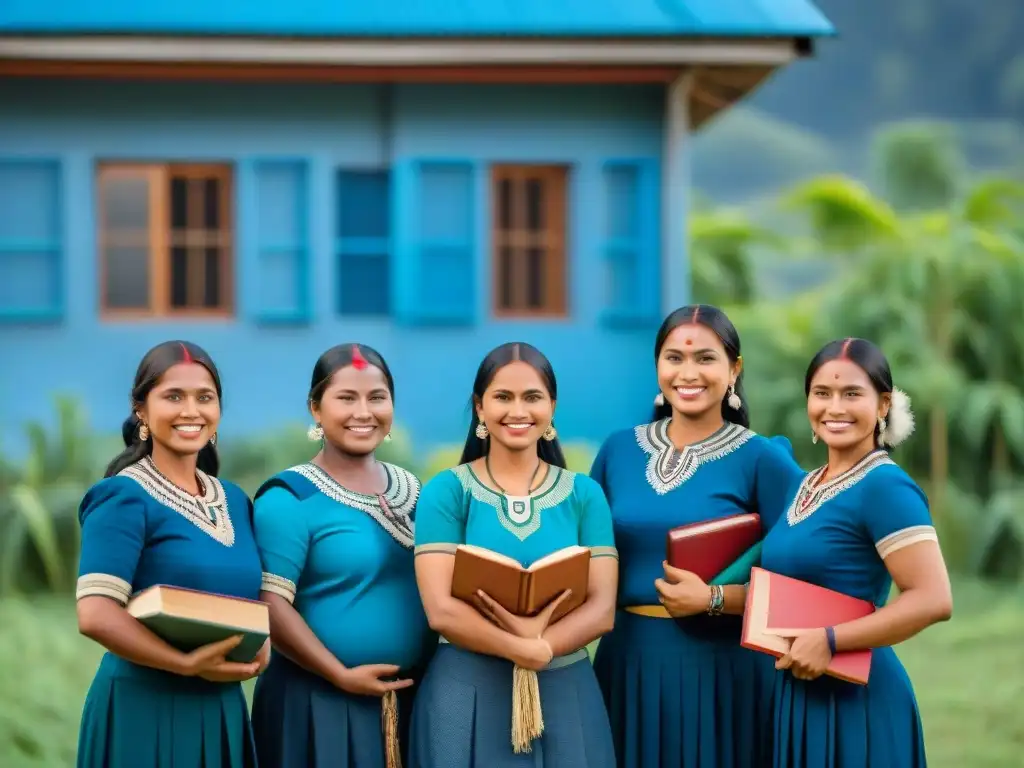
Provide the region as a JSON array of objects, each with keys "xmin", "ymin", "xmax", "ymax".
[
  {"xmin": 775, "ymin": 629, "xmax": 832, "ymax": 681},
  {"xmin": 337, "ymin": 663, "xmax": 414, "ymax": 697},
  {"xmin": 513, "ymin": 637, "xmax": 555, "ymax": 672},
  {"xmin": 654, "ymin": 562, "xmax": 712, "ymax": 618},
  {"xmin": 472, "ymin": 589, "xmax": 572, "ymax": 639},
  {"xmin": 182, "ymin": 635, "xmax": 261, "ymax": 681}
]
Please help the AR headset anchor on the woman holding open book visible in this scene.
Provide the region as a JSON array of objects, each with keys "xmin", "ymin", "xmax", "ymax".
[
  {"xmin": 74, "ymin": 341, "xmax": 266, "ymax": 768},
  {"xmin": 757, "ymin": 338, "xmax": 952, "ymax": 767},
  {"xmin": 409, "ymin": 341, "xmax": 619, "ymax": 766},
  {"xmin": 589, "ymin": 305, "xmax": 805, "ymax": 768},
  {"xmin": 250, "ymin": 343, "xmax": 436, "ymax": 768}
]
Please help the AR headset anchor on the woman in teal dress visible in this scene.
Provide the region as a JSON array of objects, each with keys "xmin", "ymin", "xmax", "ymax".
[
  {"xmin": 251, "ymin": 343, "xmax": 436, "ymax": 768},
  {"xmin": 75, "ymin": 340, "xmax": 266, "ymax": 768},
  {"xmin": 760, "ymin": 338, "xmax": 953, "ymax": 767},
  {"xmin": 409, "ymin": 341, "xmax": 619, "ymax": 766},
  {"xmin": 590, "ymin": 304, "xmax": 805, "ymax": 768}
]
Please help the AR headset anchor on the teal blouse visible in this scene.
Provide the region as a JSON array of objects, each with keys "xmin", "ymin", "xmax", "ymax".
[
  {"xmin": 253, "ymin": 462, "xmax": 435, "ymax": 674},
  {"xmin": 414, "ymin": 463, "xmax": 617, "ymax": 568}
]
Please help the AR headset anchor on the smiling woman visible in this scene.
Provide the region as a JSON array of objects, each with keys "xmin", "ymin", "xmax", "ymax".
[{"xmin": 74, "ymin": 340, "xmax": 266, "ymax": 768}]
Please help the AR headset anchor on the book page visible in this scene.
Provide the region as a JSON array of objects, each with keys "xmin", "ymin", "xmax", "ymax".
[
  {"xmin": 456, "ymin": 544, "xmax": 523, "ymax": 569},
  {"xmin": 528, "ymin": 545, "xmax": 588, "ymax": 571}
]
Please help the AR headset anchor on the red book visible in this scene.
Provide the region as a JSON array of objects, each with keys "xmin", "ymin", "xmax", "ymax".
[
  {"xmin": 741, "ymin": 567, "xmax": 876, "ymax": 685},
  {"xmin": 666, "ymin": 513, "xmax": 761, "ymax": 582}
]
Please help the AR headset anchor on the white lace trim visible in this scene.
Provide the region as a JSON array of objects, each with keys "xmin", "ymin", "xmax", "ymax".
[
  {"xmin": 119, "ymin": 457, "xmax": 235, "ymax": 547},
  {"xmin": 634, "ymin": 419, "xmax": 755, "ymax": 495},
  {"xmin": 288, "ymin": 462, "xmax": 418, "ymax": 550},
  {"xmin": 451, "ymin": 464, "xmax": 576, "ymax": 542},
  {"xmin": 786, "ymin": 451, "xmax": 894, "ymax": 526}
]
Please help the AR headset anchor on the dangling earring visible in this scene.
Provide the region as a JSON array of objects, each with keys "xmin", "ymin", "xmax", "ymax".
[
  {"xmin": 209, "ymin": 432, "xmax": 217, "ymax": 447},
  {"xmin": 727, "ymin": 383, "xmax": 742, "ymax": 410},
  {"xmin": 475, "ymin": 422, "xmax": 489, "ymax": 439},
  {"xmin": 307, "ymin": 424, "xmax": 324, "ymax": 441},
  {"xmin": 138, "ymin": 423, "xmax": 150, "ymax": 441},
  {"xmin": 811, "ymin": 431, "xmax": 819, "ymax": 445},
  {"xmin": 542, "ymin": 425, "xmax": 557, "ymax": 441},
  {"xmin": 654, "ymin": 392, "xmax": 665, "ymax": 406},
  {"xmin": 383, "ymin": 432, "xmax": 393, "ymax": 443},
  {"xmin": 877, "ymin": 417, "xmax": 887, "ymax": 443}
]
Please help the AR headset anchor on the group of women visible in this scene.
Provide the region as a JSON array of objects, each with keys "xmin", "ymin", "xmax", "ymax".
[{"xmin": 73, "ymin": 303, "xmax": 953, "ymax": 768}]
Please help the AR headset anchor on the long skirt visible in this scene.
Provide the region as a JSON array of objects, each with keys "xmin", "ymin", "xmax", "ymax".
[
  {"xmin": 408, "ymin": 642, "xmax": 616, "ymax": 767},
  {"xmin": 76, "ymin": 652, "xmax": 256, "ymax": 768},
  {"xmin": 252, "ymin": 653, "xmax": 417, "ymax": 768},
  {"xmin": 772, "ymin": 645, "xmax": 928, "ymax": 767},
  {"xmin": 592, "ymin": 610, "xmax": 777, "ymax": 768}
]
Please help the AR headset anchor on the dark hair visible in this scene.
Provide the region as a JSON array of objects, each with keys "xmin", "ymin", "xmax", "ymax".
[
  {"xmin": 459, "ymin": 342, "xmax": 567, "ymax": 468},
  {"xmin": 308, "ymin": 343, "xmax": 395, "ymax": 405},
  {"xmin": 804, "ymin": 337, "xmax": 893, "ymax": 447},
  {"xmin": 104, "ymin": 341, "xmax": 223, "ymax": 478},
  {"xmin": 652, "ymin": 304, "xmax": 750, "ymax": 428}
]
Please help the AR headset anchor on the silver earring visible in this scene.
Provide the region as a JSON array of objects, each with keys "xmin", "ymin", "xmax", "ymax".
[
  {"xmin": 654, "ymin": 392, "xmax": 665, "ymax": 406},
  {"xmin": 383, "ymin": 432, "xmax": 393, "ymax": 443},
  {"xmin": 811, "ymin": 431, "xmax": 819, "ymax": 445},
  {"xmin": 209, "ymin": 432, "xmax": 217, "ymax": 447},
  {"xmin": 307, "ymin": 424, "xmax": 324, "ymax": 441},
  {"xmin": 727, "ymin": 384, "xmax": 742, "ymax": 410},
  {"xmin": 877, "ymin": 417, "xmax": 887, "ymax": 441},
  {"xmin": 475, "ymin": 422, "xmax": 489, "ymax": 439}
]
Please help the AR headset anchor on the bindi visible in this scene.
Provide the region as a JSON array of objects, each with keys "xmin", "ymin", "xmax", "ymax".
[
  {"xmin": 834, "ymin": 373, "xmax": 840, "ymax": 380},
  {"xmin": 684, "ymin": 338, "xmax": 693, "ymax": 346}
]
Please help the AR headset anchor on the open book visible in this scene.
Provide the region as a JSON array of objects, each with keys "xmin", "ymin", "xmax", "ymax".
[
  {"xmin": 452, "ymin": 544, "xmax": 590, "ymax": 622},
  {"xmin": 127, "ymin": 585, "xmax": 270, "ymax": 663}
]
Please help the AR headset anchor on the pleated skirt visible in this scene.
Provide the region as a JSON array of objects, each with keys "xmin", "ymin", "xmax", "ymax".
[
  {"xmin": 592, "ymin": 610, "xmax": 776, "ymax": 768},
  {"xmin": 407, "ymin": 642, "xmax": 616, "ymax": 768},
  {"xmin": 76, "ymin": 652, "xmax": 256, "ymax": 768},
  {"xmin": 772, "ymin": 645, "xmax": 928, "ymax": 767},
  {"xmin": 252, "ymin": 653, "xmax": 417, "ymax": 768}
]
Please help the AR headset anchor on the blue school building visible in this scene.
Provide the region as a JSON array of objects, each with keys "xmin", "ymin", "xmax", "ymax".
[{"xmin": 0, "ymin": 1, "xmax": 832, "ymax": 454}]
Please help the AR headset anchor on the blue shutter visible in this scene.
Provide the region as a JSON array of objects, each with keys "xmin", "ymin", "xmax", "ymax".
[
  {"xmin": 337, "ymin": 169, "xmax": 391, "ymax": 316},
  {"xmin": 599, "ymin": 159, "xmax": 660, "ymax": 327},
  {"xmin": 392, "ymin": 158, "xmax": 476, "ymax": 326},
  {"xmin": 0, "ymin": 159, "xmax": 63, "ymax": 323},
  {"xmin": 246, "ymin": 159, "xmax": 311, "ymax": 324}
]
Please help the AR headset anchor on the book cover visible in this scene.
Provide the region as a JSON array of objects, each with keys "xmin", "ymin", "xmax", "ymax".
[
  {"xmin": 667, "ymin": 513, "xmax": 761, "ymax": 582},
  {"xmin": 741, "ymin": 567, "xmax": 875, "ymax": 685},
  {"xmin": 127, "ymin": 585, "xmax": 270, "ymax": 663},
  {"xmin": 451, "ymin": 544, "xmax": 590, "ymax": 621},
  {"xmin": 709, "ymin": 540, "xmax": 762, "ymax": 585}
]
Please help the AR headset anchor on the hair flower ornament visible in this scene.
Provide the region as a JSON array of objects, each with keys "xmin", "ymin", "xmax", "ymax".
[{"xmin": 880, "ymin": 387, "xmax": 915, "ymax": 447}]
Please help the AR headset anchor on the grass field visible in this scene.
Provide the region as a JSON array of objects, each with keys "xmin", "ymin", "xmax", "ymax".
[{"xmin": 1, "ymin": 579, "xmax": 1021, "ymax": 768}]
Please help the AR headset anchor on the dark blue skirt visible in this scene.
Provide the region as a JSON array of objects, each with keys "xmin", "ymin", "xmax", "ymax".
[
  {"xmin": 408, "ymin": 642, "xmax": 616, "ymax": 767},
  {"xmin": 593, "ymin": 610, "xmax": 776, "ymax": 768},
  {"xmin": 77, "ymin": 652, "xmax": 256, "ymax": 768},
  {"xmin": 252, "ymin": 654, "xmax": 416, "ymax": 768},
  {"xmin": 772, "ymin": 645, "xmax": 927, "ymax": 767}
]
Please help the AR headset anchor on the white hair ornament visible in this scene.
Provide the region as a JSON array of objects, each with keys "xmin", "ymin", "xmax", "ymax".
[{"xmin": 879, "ymin": 387, "xmax": 915, "ymax": 447}]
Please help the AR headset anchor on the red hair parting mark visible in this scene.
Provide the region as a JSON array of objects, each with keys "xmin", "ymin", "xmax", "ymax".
[
  {"xmin": 838, "ymin": 338, "xmax": 854, "ymax": 359},
  {"xmin": 350, "ymin": 345, "xmax": 369, "ymax": 371},
  {"xmin": 179, "ymin": 343, "xmax": 194, "ymax": 365},
  {"xmin": 689, "ymin": 306, "xmax": 701, "ymax": 324}
]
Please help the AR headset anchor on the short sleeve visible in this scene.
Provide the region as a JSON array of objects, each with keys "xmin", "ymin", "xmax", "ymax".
[
  {"xmin": 253, "ymin": 486, "xmax": 310, "ymax": 604},
  {"xmin": 413, "ymin": 470, "xmax": 468, "ymax": 555},
  {"xmin": 575, "ymin": 474, "xmax": 618, "ymax": 559},
  {"xmin": 753, "ymin": 436, "xmax": 805, "ymax": 530},
  {"xmin": 861, "ymin": 468, "xmax": 938, "ymax": 560},
  {"xmin": 75, "ymin": 478, "xmax": 147, "ymax": 606}
]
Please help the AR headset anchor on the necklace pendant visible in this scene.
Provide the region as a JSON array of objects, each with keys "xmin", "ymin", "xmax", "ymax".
[{"xmin": 504, "ymin": 495, "xmax": 532, "ymax": 524}]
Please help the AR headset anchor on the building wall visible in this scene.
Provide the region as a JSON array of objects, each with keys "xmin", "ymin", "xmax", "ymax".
[{"xmin": 0, "ymin": 79, "xmax": 676, "ymax": 456}]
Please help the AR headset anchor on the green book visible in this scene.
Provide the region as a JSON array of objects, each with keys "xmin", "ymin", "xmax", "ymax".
[
  {"xmin": 127, "ymin": 585, "xmax": 270, "ymax": 663},
  {"xmin": 709, "ymin": 541, "xmax": 763, "ymax": 586}
]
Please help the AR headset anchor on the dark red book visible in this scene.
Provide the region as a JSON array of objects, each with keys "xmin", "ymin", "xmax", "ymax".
[
  {"xmin": 741, "ymin": 567, "xmax": 876, "ymax": 685},
  {"xmin": 666, "ymin": 513, "xmax": 761, "ymax": 582}
]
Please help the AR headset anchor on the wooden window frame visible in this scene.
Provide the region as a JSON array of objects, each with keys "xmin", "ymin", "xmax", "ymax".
[
  {"xmin": 97, "ymin": 162, "xmax": 234, "ymax": 320},
  {"xmin": 491, "ymin": 164, "xmax": 568, "ymax": 319}
]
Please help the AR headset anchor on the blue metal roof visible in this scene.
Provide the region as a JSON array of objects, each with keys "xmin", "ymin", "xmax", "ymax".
[{"xmin": 0, "ymin": 1, "xmax": 834, "ymax": 38}]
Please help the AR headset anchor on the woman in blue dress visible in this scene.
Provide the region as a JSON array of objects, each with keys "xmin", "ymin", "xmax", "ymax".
[
  {"xmin": 251, "ymin": 343, "xmax": 436, "ymax": 768},
  {"xmin": 759, "ymin": 337, "xmax": 952, "ymax": 767},
  {"xmin": 410, "ymin": 341, "xmax": 619, "ymax": 767},
  {"xmin": 75, "ymin": 340, "xmax": 266, "ymax": 768},
  {"xmin": 590, "ymin": 304, "xmax": 805, "ymax": 768}
]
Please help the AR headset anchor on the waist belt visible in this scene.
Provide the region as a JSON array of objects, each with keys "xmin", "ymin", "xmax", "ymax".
[
  {"xmin": 438, "ymin": 636, "xmax": 589, "ymax": 670},
  {"xmin": 623, "ymin": 604, "xmax": 673, "ymax": 619}
]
